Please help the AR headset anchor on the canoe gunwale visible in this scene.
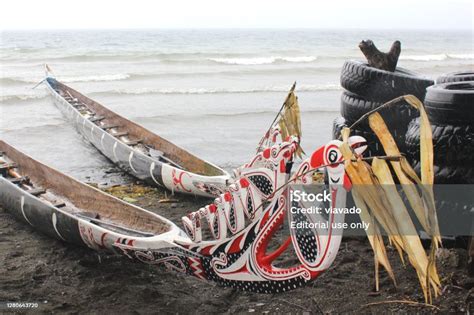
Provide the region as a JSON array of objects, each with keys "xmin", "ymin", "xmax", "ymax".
[{"xmin": 0, "ymin": 140, "xmax": 181, "ymax": 238}]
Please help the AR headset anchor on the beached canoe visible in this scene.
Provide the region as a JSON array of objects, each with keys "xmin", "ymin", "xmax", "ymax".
[
  {"xmin": 0, "ymin": 140, "xmax": 184, "ymax": 253},
  {"xmin": 43, "ymin": 70, "xmax": 229, "ymax": 198},
  {"xmin": 0, "ymin": 135, "xmax": 358, "ymax": 293}
]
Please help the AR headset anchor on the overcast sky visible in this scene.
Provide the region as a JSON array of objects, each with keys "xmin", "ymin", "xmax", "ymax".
[{"xmin": 1, "ymin": 0, "xmax": 472, "ymax": 30}]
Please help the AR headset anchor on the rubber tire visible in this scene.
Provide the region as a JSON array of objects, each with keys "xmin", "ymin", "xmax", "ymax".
[
  {"xmin": 340, "ymin": 90, "xmax": 417, "ymax": 132},
  {"xmin": 431, "ymin": 185, "xmax": 474, "ymax": 237},
  {"xmin": 424, "ymin": 81, "xmax": 474, "ymax": 125},
  {"xmin": 435, "ymin": 198, "xmax": 474, "ymax": 237},
  {"xmin": 436, "ymin": 71, "xmax": 474, "ymax": 84},
  {"xmin": 412, "ymin": 161, "xmax": 474, "ymax": 184},
  {"xmin": 405, "ymin": 118, "xmax": 474, "ymax": 165},
  {"xmin": 340, "ymin": 60, "xmax": 434, "ymax": 102}
]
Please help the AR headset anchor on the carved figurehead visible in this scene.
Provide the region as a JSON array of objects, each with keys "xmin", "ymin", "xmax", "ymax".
[{"xmin": 172, "ymin": 135, "xmax": 367, "ymax": 292}]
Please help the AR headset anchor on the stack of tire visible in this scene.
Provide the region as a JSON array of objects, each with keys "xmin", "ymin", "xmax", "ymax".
[
  {"xmin": 405, "ymin": 71, "xmax": 474, "ymax": 237},
  {"xmin": 333, "ymin": 60, "xmax": 434, "ymax": 156}
]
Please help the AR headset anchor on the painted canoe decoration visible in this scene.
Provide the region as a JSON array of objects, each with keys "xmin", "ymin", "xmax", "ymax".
[
  {"xmin": 43, "ymin": 67, "xmax": 229, "ymax": 198},
  {"xmin": 0, "ymin": 131, "xmax": 367, "ymax": 292},
  {"xmin": 176, "ymin": 132, "xmax": 368, "ymax": 292}
]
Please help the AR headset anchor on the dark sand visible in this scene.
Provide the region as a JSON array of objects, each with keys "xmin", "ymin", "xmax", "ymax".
[{"xmin": 1, "ymin": 182, "xmax": 473, "ymax": 314}]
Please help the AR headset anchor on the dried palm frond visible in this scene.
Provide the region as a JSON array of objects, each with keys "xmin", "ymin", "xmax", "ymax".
[
  {"xmin": 278, "ymin": 86, "xmax": 304, "ymax": 158},
  {"xmin": 256, "ymin": 83, "xmax": 304, "ymax": 158},
  {"xmin": 339, "ymin": 95, "xmax": 441, "ymax": 304}
]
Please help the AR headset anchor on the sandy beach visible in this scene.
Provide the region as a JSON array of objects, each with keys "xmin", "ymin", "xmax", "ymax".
[{"xmin": 1, "ymin": 183, "xmax": 473, "ymax": 314}]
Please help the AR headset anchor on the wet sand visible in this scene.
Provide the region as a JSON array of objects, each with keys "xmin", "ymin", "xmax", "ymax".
[{"xmin": 1, "ymin": 183, "xmax": 473, "ymax": 314}]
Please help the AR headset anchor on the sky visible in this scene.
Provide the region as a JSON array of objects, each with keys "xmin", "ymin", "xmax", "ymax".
[{"xmin": 0, "ymin": 0, "xmax": 472, "ymax": 30}]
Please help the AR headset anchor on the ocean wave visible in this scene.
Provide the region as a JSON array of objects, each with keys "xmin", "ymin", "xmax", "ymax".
[
  {"xmin": 208, "ymin": 56, "xmax": 318, "ymax": 65},
  {"xmin": 1, "ymin": 51, "xmax": 232, "ymax": 63},
  {"xmin": 137, "ymin": 108, "xmax": 340, "ymax": 122},
  {"xmin": 449, "ymin": 53, "xmax": 474, "ymax": 60},
  {"xmin": 206, "ymin": 108, "xmax": 340, "ymax": 117},
  {"xmin": 0, "ymin": 47, "xmax": 43, "ymax": 54},
  {"xmin": 2, "ymin": 48, "xmax": 471, "ymax": 65},
  {"xmin": 96, "ymin": 84, "xmax": 341, "ymax": 96},
  {"xmin": 0, "ymin": 77, "xmax": 22, "ymax": 85},
  {"xmin": 130, "ymin": 66, "xmax": 338, "ymax": 78},
  {"xmin": 0, "ymin": 121, "xmax": 68, "ymax": 133},
  {"xmin": 1, "ymin": 74, "xmax": 131, "ymax": 84},
  {"xmin": 58, "ymin": 74, "xmax": 131, "ymax": 83},
  {"xmin": 0, "ymin": 94, "xmax": 47, "ymax": 102},
  {"xmin": 400, "ymin": 53, "xmax": 474, "ymax": 61},
  {"xmin": 3, "ymin": 51, "xmax": 320, "ymax": 65},
  {"xmin": 0, "ymin": 66, "xmax": 340, "ymax": 86}
]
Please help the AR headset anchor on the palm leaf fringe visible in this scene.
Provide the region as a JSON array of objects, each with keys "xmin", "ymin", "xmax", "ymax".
[{"xmin": 339, "ymin": 95, "xmax": 441, "ymax": 304}]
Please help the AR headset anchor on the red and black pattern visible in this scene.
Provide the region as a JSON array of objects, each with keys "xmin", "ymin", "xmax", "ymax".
[
  {"xmin": 142, "ymin": 136, "xmax": 367, "ymax": 293},
  {"xmin": 248, "ymin": 175, "xmax": 274, "ymax": 196}
]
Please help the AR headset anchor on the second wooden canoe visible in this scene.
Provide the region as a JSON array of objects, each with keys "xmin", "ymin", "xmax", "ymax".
[{"xmin": 44, "ymin": 70, "xmax": 230, "ymax": 197}]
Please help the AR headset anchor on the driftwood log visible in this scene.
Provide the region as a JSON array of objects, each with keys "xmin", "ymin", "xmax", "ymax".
[{"xmin": 359, "ymin": 40, "xmax": 401, "ymax": 72}]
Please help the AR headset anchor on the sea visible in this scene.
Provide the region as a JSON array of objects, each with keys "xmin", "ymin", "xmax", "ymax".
[{"xmin": 0, "ymin": 29, "xmax": 472, "ymax": 184}]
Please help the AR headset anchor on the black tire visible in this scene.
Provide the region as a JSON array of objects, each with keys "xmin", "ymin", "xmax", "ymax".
[
  {"xmin": 403, "ymin": 182, "xmax": 473, "ymax": 238},
  {"xmin": 333, "ymin": 117, "xmax": 377, "ymax": 142},
  {"xmin": 412, "ymin": 162, "xmax": 474, "ymax": 184},
  {"xmin": 340, "ymin": 60, "xmax": 434, "ymax": 102},
  {"xmin": 432, "ymin": 184, "xmax": 474, "ymax": 237},
  {"xmin": 405, "ymin": 118, "xmax": 474, "ymax": 165},
  {"xmin": 424, "ymin": 81, "xmax": 474, "ymax": 125},
  {"xmin": 332, "ymin": 116, "xmax": 389, "ymax": 157},
  {"xmin": 340, "ymin": 90, "xmax": 417, "ymax": 133},
  {"xmin": 435, "ymin": 198, "xmax": 474, "ymax": 237},
  {"xmin": 436, "ymin": 71, "xmax": 474, "ymax": 84}
]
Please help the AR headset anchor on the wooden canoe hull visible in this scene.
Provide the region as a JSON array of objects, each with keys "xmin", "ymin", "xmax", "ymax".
[
  {"xmin": 0, "ymin": 176, "xmax": 86, "ymax": 245},
  {"xmin": 45, "ymin": 77, "xmax": 229, "ymax": 197},
  {"xmin": 0, "ymin": 140, "xmax": 184, "ymax": 254}
]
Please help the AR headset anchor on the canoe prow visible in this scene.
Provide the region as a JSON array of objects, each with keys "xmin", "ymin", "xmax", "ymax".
[{"xmin": 44, "ymin": 64, "xmax": 55, "ymax": 78}]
